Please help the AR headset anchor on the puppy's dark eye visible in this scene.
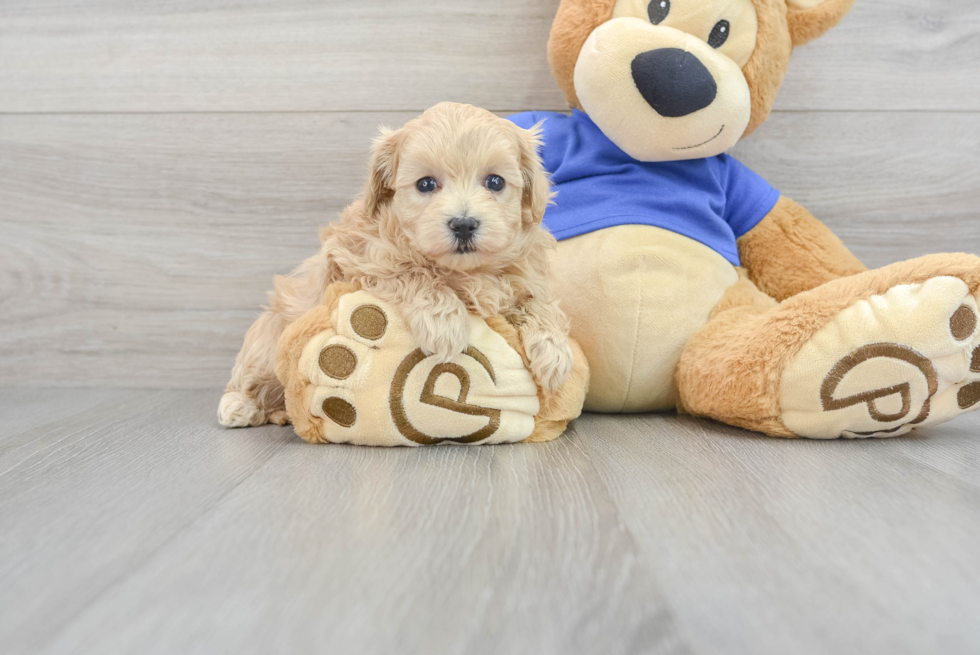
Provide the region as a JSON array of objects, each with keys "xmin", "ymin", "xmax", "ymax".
[
  {"xmin": 708, "ymin": 20, "xmax": 730, "ymax": 48},
  {"xmin": 416, "ymin": 177, "xmax": 438, "ymax": 193},
  {"xmin": 647, "ymin": 0, "xmax": 670, "ymax": 25},
  {"xmin": 485, "ymin": 175, "xmax": 505, "ymax": 192}
]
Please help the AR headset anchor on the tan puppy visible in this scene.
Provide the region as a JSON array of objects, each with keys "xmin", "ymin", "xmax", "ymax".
[{"xmin": 219, "ymin": 102, "xmax": 574, "ymax": 428}]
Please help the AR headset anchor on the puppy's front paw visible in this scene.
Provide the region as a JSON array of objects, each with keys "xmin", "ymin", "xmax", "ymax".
[
  {"xmin": 218, "ymin": 391, "xmax": 265, "ymax": 428},
  {"xmin": 267, "ymin": 410, "xmax": 292, "ymax": 426},
  {"xmin": 409, "ymin": 305, "xmax": 471, "ymax": 363},
  {"xmin": 524, "ymin": 331, "xmax": 574, "ymax": 393}
]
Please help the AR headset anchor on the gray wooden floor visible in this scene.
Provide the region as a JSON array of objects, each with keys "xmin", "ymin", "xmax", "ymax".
[{"xmin": 2, "ymin": 388, "xmax": 978, "ymax": 655}]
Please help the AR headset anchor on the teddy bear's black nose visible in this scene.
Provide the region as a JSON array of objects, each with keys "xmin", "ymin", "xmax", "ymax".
[{"xmin": 631, "ymin": 48, "xmax": 717, "ymax": 118}]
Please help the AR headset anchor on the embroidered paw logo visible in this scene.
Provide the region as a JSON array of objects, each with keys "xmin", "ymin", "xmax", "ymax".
[
  {"xmin": 819, "ymin": 343, "xmax": 938, "ymax": 436},
  {"xmin": 782, "ymin": 277, "xmax": 980, "ymax": 439},
  {"xmin": 298, "ymin": 291, "xmax": 540, "ymax": 446},
  {"xmin": 389, "ymin": 347, "xmax": 502, "ymax": 445}
]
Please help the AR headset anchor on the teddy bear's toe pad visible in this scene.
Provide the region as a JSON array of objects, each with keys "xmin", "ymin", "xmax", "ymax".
[
  {"xmin": 296, "ymin": 290, "xmax": 540, "ymax": 446},
  {"xmin": 781, "ymin": 276, "xmax": 980, "ymax": 438}
]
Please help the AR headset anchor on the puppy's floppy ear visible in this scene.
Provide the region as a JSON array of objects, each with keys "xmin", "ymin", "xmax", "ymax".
[
  {"xmin": 785, "ymin": 0, "xmax": 855, "ymax": 46},
  {"xmin": 513, "ymin": 122, "xmax": 552, "ymax": 227},
  {"xmin": 363, "ymin": 126, "xmax": 405, "ymax": 217}
]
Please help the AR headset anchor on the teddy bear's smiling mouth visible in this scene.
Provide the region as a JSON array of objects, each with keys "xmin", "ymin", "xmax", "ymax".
[{"xmin": 673, "ymin": 125, "xmax": 725, "ymax": 151}]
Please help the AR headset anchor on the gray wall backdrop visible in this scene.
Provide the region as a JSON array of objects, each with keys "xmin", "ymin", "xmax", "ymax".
[{"xmin": 1, "ymin": 0, "xmax": 978, "ymax": 388}]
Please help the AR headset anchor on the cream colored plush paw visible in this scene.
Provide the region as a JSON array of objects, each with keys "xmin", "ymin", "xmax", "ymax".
[
  {"xmin": 295, "ymin": 291, "xmax": 540, "ymax": 446},
  {"xmin": 781, "ymin": 276, "xmax": 980, "ymax": 438}
]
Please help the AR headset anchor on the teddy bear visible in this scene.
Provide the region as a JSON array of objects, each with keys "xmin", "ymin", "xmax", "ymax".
[
  {"xmin": 274, "ymin": 282, "xmax": 590, "ymax": 446},
  {"xmin": 506, "ymin": 0, "xmax": 980, "ymax": 438}
]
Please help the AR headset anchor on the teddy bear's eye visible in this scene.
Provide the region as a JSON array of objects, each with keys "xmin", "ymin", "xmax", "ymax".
[
  {"xmin": 708, "ymin": 20, "xmax": 730, "ymax": 48},
  {"xmin": 647, "ymin": 0, "xmax": 670, "ymax": 25}
]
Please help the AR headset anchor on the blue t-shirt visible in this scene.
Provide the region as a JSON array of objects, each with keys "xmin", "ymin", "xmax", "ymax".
[{"xmin": 507, "ymin": 110, "xmax": 780, "ymax": 266}]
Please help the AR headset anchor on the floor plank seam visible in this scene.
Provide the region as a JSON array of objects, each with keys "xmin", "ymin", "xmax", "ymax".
[{"xmin": 565, "ymin": 430, "xmax": 693, "ymax": 654}]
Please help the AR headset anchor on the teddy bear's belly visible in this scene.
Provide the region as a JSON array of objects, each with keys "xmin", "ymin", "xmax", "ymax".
[{"xmin": 549, "ymin": 224, "xmax": 740, "ymax": 412}]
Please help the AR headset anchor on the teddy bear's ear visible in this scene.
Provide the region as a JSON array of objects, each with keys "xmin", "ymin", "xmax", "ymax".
[
  {"xmin": 548, "ymin": 0, "xmax": 619, "ymax": 109},
  {"xmin": 785, "ymin": 0, "xmax": 856, "ymax": 46}
]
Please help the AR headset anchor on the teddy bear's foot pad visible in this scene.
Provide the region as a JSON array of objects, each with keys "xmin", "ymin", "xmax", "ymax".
[
  {"xmin": 297, "ymin": 291, "xmax": 540, "ymax": 446},
  {"xmin": 781, "ymin": 276, "xmax": 980, "ymax": 438}
]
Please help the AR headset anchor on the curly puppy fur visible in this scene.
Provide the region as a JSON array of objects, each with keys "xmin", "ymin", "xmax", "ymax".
[{"xmin": 219, "ymin": 102, "xmax": 573, "ymax": 428}]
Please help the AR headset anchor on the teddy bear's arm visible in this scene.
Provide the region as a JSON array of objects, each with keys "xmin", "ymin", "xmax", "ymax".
[{"xmin": 736, "ymin": 195, "xmax": 866, "ymax": 302}]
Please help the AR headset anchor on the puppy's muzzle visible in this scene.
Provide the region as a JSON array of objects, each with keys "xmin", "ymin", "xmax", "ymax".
[{"xmin": 448, "ymin": 217, "xmax": 480, "ymax": 250}]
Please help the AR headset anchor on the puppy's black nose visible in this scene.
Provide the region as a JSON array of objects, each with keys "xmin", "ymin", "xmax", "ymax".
[
  {"xmin": 448, "ymin": 217, "xmax": 479, "ymax": 242},
  {"xmin": 631, "ymin": 48, "xmax": 717, "ymax": 118}
]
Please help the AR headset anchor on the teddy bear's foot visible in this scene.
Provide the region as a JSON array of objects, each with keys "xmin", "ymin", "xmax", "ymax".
[
  {"xmin": 282, "ymin": 290, "xmax": 549, "ymax": 446},
  {"xmin": 781, "ymin": 276, "xmax": 980, "ymax": 438}
]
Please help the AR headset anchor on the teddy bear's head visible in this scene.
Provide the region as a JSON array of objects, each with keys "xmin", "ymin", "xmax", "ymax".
[{"xmin": 548, "ymin": 0, "xmax": 854, "ymax": 161}]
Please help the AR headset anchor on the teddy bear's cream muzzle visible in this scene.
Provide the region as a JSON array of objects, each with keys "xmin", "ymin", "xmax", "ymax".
[{"xmin": 573, "ymin": 18, "xmax": 752, "ymax": 162}]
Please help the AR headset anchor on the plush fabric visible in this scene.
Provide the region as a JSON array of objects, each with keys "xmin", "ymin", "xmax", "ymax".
[
  {"xmin": 780, "ymin": 277, "xmax": 980, "ymax": 438},
  {"xmin": 548, "ymin": 0, "xmax": 796, "ymax": 138},
  {"xmin": 548, "ymin": 225, "xmax": 739, "ymax": 412},
  {"xmin": 570, "ymin": 15, "xmax": 754, "ymax": 159},
  {"xmin": 508, "ymin": 110, "xmax": 780, "ymax": 265},
  {"xmin": 741, "ymin": 0, "xmax": 794, "ymax": 137},
  {"xmin": 275, "ymin": 284, "xmax": 589, "ymax": 446},
  {"xmin": 737, "ymin": 195, "xmax": 867, "ymax": 300},
  {"xmin": 531, "ymin": 0, "xmax": 980, "ymax": 439},
  {"xmin": 677, "ymin": 255, "xmax": 980, "ymax": 437},
  {"xmin": 548, "ymin": 0, "xmax": 619, "ymax": 110},
  {"xmin": 787, "ymin": 0, "xmax": 856, "ymax": 46}
]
